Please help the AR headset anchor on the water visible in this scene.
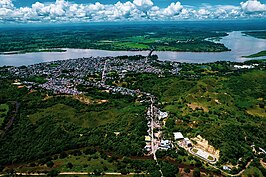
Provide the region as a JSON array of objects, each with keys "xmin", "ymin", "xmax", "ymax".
[
  {"xmin": 154, "ymin": 31, "xmax": 266, "ymax": 63},
  {"xmin": 0, "ymin": 31, "xmax": 266, "ymax": 66}
]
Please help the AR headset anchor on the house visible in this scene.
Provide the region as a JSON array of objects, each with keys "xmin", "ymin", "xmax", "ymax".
[
  {"xmin": 159, "ymin": 140, "xmax": 171, "ymax": 150},
  {"xmin": 223, "ymin": 166, "xmax": 231, "ymax": 171},
  {"xmin": 158, "ymin": 111, "xmax": 168, "ymax": 120},
  {"xmin": 173, "ymin": 132, "xmax": 184, "ymax": 140},
  {"xmin": 144, "ymin": 143, "xmax": 152, "ymax": 152},
  {"xmin": 145, "ymin": 135, "xmax": 152, "ymax": 142},
  {"xmin": 184, "ymin": 138, "xmax": 193, "ymax": 147}
]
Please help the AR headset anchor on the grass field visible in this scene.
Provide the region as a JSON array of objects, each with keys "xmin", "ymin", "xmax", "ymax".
[
  {"xmin": 247, "ymin": 105, "xmax": 266, "ymax": 118},
  {"xmin": 54, "ymin": 153, "xmax": 117, "ymax": 172},
  {"xmin": 28, "ymin": 103, "xmax": 120, "ymax": 128},
  {"xmin": 243, "ymin": 166, "xmax": 264, "ymax": 177}
]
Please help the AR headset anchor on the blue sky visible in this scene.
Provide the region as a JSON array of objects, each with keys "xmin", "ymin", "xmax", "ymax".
[{"xmin": 1, "ymin": 0, "xmax": 266, "ymax": 23}]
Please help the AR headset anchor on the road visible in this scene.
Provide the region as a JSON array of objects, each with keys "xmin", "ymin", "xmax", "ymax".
[
  {"xmin": 149, "ymin": 96, "xmax": 164, "ymax": 177},
  {"xmin": 209, "ymin": 159, "xmax": 253, "ymax": 177},
  {"xmin": 1, "ymin": 101, "xmax": 20, "ymax": 138}
]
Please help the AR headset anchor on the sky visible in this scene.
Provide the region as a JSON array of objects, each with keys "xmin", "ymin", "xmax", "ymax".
[{"xmin": 1, "ymin": 0, "xmax": 266, "ymax": 23}]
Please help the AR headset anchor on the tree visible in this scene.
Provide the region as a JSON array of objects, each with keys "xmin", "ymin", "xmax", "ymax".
[
  {"xmin": 66, "ymin": 162, "xmax": 73, "ymax": 169},
  {"xmin": 46, "ymin": 161, "xmax": 54, "ymax": 168},
  {"xmin": 0, "ymin": 165, "xmax": 4, "ymax": 172},
  {"xmin": 161, "ymin": 162, "xmax": 179, "ymax": 177},
  {"xmin": 120, "ymin": 168, "xmax": 129, "ymax": 175},
  {"xmin": 254, "ymin": 171, "xmax": 260, "ymax": 177},
  {"xmin": 193, "ymin": 168, "xmax": 201, "ymax": 177},
  {"xmin": 47, "ymin": 169, "xmax": 60, "ymax": 177},
  {"xmin": 93, "ymin": 169, "xmax": 103, "ymax": 176},
  {"xmin": 184, "ymin": 167, "xmax": 191, "ymax": 173}
]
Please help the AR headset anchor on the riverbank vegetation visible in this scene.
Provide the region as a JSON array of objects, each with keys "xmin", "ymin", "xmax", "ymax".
[
  {"xmin": 243, "ymin": 31, "xmax": 266, "ymax": 39},
  {"xmin": 0, "ymin": 24, "xmax": 229, "ymax": 53},
  {"xmin": 243, "ymin": 50, "xmax": 266, "ymax": 58}
]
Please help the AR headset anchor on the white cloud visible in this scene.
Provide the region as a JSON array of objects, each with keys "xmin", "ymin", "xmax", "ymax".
[
  {"xmin": 0, "ymin": 0, "xmax": 266, "ymax": 23},
  {"xmin": 0, "ymin": 0, "xmax": 13, "ymax": 9},
  {"xmin": 163, "ymin": 2, "xmax": 183, "ymax": 17},
  {"xmin": 240, "ymin": 0, "xmax": 266, "ymax": 12},
  {"xmin": 133, "ymin": 0, "xmax": 153, "ymax": 11}
]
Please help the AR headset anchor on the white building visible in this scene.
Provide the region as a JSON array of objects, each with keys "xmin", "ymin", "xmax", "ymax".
[
  {"xmin": 159, "ymin": 140, "xmax": 171, "ymax": 150},
  {"xmin": 158, "ymin": 111, "xmax": 168, "ymax": 120},
  {"xmin": 173, "ymin": 132, "xmax": 184, "ymax": 140}
]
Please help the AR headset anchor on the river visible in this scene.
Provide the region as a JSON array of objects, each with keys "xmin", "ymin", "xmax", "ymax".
[{"xmin": 0, "ymin": 31, "xmax": 265, "ymax": 66}]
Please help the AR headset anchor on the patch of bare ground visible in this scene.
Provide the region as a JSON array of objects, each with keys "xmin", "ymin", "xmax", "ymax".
[
  {"xmin": 187, "ymin": 103, "xmax": 209, "ymax": 112},
  {"xmin": 43, "ymin": 94, "xmax": 108, "ymax": 105},
  {"xmin": 261, "ymin": 159, "xmax": 266, "ymax": 169},
  {"xmin": 191, "ymin": 135, "xmax": 220, "ymax": 160}
]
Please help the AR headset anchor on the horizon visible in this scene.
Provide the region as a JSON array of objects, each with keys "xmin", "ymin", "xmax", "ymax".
[{"xmin": 1, "ymin": 18, "xmax": 266, "ymax": 28}]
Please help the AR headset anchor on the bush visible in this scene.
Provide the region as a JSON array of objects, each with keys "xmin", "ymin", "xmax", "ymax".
[
  {"xmin": 66, "ymin": 162, "xmax": 73, "ymax": 169},
  {"xmin": 193, "ymin": 168, "xmax": 200, "ymax": 177},
  {"xmin": 184, "ymin": 167, "xmax": 190, "ymax": 173},
  {"xmin": 120, "ymin": 168, "xmax": 129, "ymax": 175},
  {"xmin": 46, "ymin": 161, "xmax": 54, "ymax": 168},
  {"xmin": 47, "ymin": 169, "xmax": 59, "ymax": 177}
]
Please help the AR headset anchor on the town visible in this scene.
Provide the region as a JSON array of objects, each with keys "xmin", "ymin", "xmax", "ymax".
[{"xmin": 2, "ymin": 55, "xmax": 266, "ymax": 177}]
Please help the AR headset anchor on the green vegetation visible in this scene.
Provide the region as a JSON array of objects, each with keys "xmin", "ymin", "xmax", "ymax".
[
  {"xmin": 0, "ymin": 59, "xmax": 265, "ymax": 176},
  {"xmin": 244, "ymin": 31, "xmax": 266, "ymax": 39},
  {"xmin": 0, "ymin": 81, "xmax": 147, "ymax": 164},
  {"xmin": 0, "ymin": 25, "xmax": 229, "ymax": 53},
  {"xmin": 243, "ymin": 158, "xmax": 266, "ymax": 177},
  {"xmin": 243, "ymin": 50, "xmax": 266, "ymax": 58},
  {"xmin": 0, "ymin": 104, "xmax": 9, "ymax": 127},
  {"xmin": 0, "ymin": 49, "xmax": 66, "ymax": 55},
  {"xmin": 124, "ymin": 68, "xmax": 266, "ymax": 165},
  {"xmin": 192, "ymin": 149, "xmax": 198, "ymax": 153},
  {"xmin": 207, "ymin": 156, "xmax": 214, "ymax": 161}
]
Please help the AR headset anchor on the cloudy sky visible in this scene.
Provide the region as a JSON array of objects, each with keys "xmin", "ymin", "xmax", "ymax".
[{"xmin": 1, "ymin": 0, "xmax": 266, "ymax": 23}]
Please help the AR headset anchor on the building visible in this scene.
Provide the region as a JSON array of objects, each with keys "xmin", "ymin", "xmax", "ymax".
[
  {"xmin": 158, "ymin": 111, "xmax": 168, "ymax": 120},
  {"xmin": 159, "ymin": 140, "xmax": 171, "ymax": 150},
  {"xmin": 173, "ymin": 132, "xmax": 184, "ymax": 140},
  {"xmin": 145, "ymin": 135, "xmax": 152, "ymax": 142},
  {"xmin": 144, "ymin": 143, "xmax": 152, "ymax": 152},
  {"xmin": 223, "ymin": 166, "xmax": 231, "ymax": 171},
  {"xmin": 184, "ymin": 138, "xmax": 192, "ymax": 147}
]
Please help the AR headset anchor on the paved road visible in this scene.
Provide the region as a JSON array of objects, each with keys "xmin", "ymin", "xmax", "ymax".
[{"xmin": 149, "ymin": 96, "xmax": 163, "ymax": 177}]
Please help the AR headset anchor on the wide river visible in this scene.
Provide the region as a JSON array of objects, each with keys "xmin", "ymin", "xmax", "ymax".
[{"xmin": 0, "ymin": 31, "xmax": 266, "ymax": 66}]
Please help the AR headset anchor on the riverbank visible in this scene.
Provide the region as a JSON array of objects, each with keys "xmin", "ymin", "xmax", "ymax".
[
  {"xmin": 1, "ymin": 31, "xmax": 266, "ymax": 66},
  {"xmin": 0, "ymin": 49, "xmax": 67, "ymax": 55}
]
